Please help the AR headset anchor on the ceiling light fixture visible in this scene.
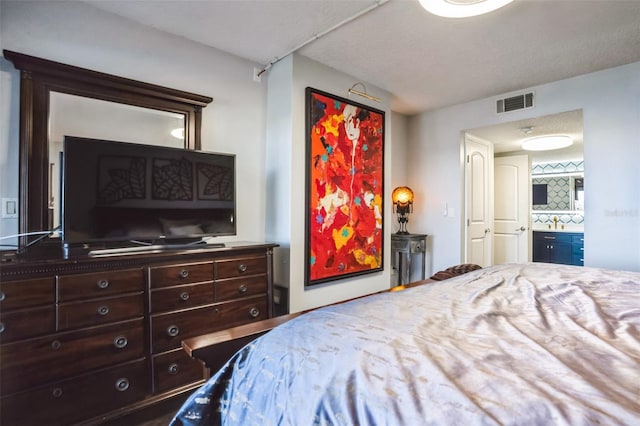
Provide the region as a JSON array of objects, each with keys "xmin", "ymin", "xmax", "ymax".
[
  {"xmin": 419, "ymin": 0, "xmax": 514, "ymax": 18},
  {"xmin": 522, "ymin": 135, "xmax": 573, "ymax": 151}
]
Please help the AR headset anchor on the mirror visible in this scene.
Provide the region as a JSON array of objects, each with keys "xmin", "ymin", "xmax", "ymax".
[
  {"xmin": 531, "ymin": 172, "xmax": 584, "ymax": 212},
  {"xmin": 3, "ymin": 50, "xmax": 213, "ymax": 245},
  {"xmin": 49, "ymin": 93, "xmax": 186, "ymax": 230}
]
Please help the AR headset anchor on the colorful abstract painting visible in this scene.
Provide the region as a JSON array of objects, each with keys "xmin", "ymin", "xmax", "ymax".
[{"xmin": 305, "ymin": 87, "xmax": 385, "ymax": 286}]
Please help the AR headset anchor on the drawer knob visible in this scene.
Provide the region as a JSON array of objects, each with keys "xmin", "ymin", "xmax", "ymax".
[
  {"xmin": 180, "ymin": 291, "xmax": 190, "ymax": 301},
  {"xmin": 167, "ymin": 325, "xmax": 180, "ymax": 337},
  {"xmin": 0, "ymin": 291, "xmax": 5, "ymax": 301},
  {"xmin": 238, "ymin": 284, "xmax": 248, "ymax": 294},
  {"xmin": 0, "ymin": 322, "xmax": 4, "ymax": 334},
  {"xmin": 238, "ymin": 264, "xmax": 247, "ymax": 273},
  {"xmin": 97, "ymin": 279, "xmax": 109, "ymax": 289},
  {"xmin": 179, "ymin": 269, "xmax": 189, "ymax": 279},
  {"xmin": 98, "ymin": 305, "xmax": 110, "ymax": 316},
  {"xmin": 51, "ymin": 340, "xmax": 62, "ymax": 350},
  {"xmin": 113, "ymin": 336, "xmax": 128, "ymax": 349},
  {"xmin": 249, "ymin": 307, "xmax": 260, "ymax": 318},
  {"xmin": 52, "ymin": 387, "xmax": 63, "ymax": 398},
  {"xmin": 168, "ymin": 363, "xmax": 179, "ymax": 375},
  {"xmin": 115, "ymin": 378, "xmax": 130, "ymax": 392}
]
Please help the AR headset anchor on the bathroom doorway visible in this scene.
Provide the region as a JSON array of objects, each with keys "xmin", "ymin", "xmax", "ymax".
[{"xmin": 464, "ymin": 109, "xmax": 584, "ymax": 266}]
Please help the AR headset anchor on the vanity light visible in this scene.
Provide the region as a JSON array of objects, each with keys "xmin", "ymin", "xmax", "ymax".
[
  {"xmin": 522, "ymin": 135, "xmax": 573, "ymax": 151},
  {"xmin": 171, "ymin": 128, "xmax": 184, "ymax": 140},
  {"xmin": 418, "ymin": 0, "xmax": 514, "ymax": 18}
]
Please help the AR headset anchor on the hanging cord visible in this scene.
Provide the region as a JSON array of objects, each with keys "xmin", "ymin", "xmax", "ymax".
[
  {"xmin": 257, "ymin": 0, "xmax": 390, "ymax": 77},
  {"xmin": 0, "ymin": 226, "xmax": 61, "ymax": 254}
]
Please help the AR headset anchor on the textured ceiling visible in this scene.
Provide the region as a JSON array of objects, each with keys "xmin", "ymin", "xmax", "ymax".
[
  {"xmin": 468, "ymin": 109, "xmax": 584, "ymax": 162},
  {"xmin": 85, "ymin": 0, "xmax": 640, "ymax": 116}
]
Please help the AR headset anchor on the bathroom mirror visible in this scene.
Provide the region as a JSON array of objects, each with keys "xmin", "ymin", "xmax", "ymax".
[
  {"xmin": 4, "ymin": 50, "xmax": 213, "ymax": 244},
  {"xmin": 532, "ymin": 172, "xmax": 584, "ymax": 212}
]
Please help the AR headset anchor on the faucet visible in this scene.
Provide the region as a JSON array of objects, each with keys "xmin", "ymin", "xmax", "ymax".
[{"xmin": 553, "ymin": 216, "xmax": 558, "ymax": 230}]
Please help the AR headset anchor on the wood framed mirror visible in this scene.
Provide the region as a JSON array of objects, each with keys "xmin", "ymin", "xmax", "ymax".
[{"xmin": 3, "ymin": 50, "xmax": 213, "ymax": 245}]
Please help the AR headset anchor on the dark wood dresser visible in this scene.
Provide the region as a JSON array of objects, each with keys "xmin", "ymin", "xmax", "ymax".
[{"xmin": 0, "ymin": 242, "xmax": 277, "ymax": 425}]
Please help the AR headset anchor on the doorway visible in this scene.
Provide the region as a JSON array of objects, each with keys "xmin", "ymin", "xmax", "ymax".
[{"xmin": 463, "ymin": 109, "xmax": 584, "ymax": 266}]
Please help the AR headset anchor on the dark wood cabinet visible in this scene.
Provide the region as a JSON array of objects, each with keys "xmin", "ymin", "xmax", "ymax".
[
  {"xmin": 0, "ymin": 242, "xmax": 276, "ymax": 425},
  {"xmin": 532, "ymin": 231, "xmax": 583, "ymax": 266}
]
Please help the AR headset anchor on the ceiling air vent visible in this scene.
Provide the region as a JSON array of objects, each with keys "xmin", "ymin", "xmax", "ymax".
[{"xmin": 496, "ymin": 92, "xmax": 534, "ymax": 114}]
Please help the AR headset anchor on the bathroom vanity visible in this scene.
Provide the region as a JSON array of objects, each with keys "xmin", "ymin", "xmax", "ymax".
[{"xmin": 532, "ymin": 230, "xmax": 584, "ymax": 266}]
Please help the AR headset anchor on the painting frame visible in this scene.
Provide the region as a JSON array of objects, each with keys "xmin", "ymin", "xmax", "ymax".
[{"xmin": 305, "ymin": 87, "xmax": 385, "ymax": 286}]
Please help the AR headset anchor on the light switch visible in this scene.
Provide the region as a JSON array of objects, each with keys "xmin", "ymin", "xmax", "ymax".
[{"xmin": 2, "ymin": 198, "xmax": 18, "ymax": 218}]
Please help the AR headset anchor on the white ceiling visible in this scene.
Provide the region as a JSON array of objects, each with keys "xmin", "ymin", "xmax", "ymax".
[
  {"xmin": 84, "ymin": 0, "xmax": 640, "ymax": 116},
  {"xmin": 468, "ymin": 109, "xmax": 584, "ymax": 162}
]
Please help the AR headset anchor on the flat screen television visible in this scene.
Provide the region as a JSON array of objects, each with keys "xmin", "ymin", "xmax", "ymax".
[{"xmin": 62, "ymin": 136, "xmax": 235, "ymax": 248}]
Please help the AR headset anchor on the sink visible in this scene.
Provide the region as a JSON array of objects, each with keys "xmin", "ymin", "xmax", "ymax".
[{"xmin": 532, "ymin": 225, "xmax": 584, "ymax": 233}]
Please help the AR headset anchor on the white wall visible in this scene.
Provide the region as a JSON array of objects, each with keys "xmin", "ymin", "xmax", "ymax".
[
  {"xmin": 0, "ymin": 1, "xmax": 268, "ymax": 246},
  {"xmin": 390, "ymin": 112, "xmax": 409, "ymax": 212},
  {"xmin": 266, "ymin": 54, "xmax": 397, "ymax": 313},
  {"xmin": 265, "ymin": 56, "xmax": 294, "ymax": 289},
  {"xmin": 409, "ymin": 61, "xmax": 640, "ymax": 273},
  {"xmin": 0, "ymin": 54, "xmax": 20, "ymax": 247}
]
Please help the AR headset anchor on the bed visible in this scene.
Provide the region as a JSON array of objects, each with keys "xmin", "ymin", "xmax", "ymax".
[{"xmin": 170, "ymin": 262, "xmax": 640, "ymax": 425}]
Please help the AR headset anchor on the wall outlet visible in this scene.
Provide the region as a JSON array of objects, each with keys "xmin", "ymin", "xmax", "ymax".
[{"xmin": 1, "ymin": 198, "xmax": 18, "ymax": 218}]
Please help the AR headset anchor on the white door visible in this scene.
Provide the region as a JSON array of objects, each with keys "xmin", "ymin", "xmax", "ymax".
[
  {"xmin": 465, "ymin": 135, "xmax": 493, "ymax": 267},
  {"xmin": 494, "ymin": 155, "xmax": 530, "ymax": 264}
]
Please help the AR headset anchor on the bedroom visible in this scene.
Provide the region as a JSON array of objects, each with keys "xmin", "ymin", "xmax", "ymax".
[
  {"xmin": 2, "ymin": 0, "xmax": 639, "ymax": 312},
  {"xmin": 0, "ymin": 1, "xmax": 639, "ymax": 424}
]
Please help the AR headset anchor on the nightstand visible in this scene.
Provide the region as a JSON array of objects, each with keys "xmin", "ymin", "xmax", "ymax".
[{"xmin": 391, "ymin": 233, "xmax": 428, "ymax": 286}]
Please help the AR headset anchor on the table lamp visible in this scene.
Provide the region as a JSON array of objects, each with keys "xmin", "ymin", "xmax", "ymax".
[{"xmin": 392, "ymin": 186, "xmax": 414, "ymax": 234}]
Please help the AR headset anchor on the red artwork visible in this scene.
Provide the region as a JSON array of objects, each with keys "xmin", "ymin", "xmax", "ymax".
[{"xmin": 305, "ymin": 88, "xmax": 385, "ymax": 285}]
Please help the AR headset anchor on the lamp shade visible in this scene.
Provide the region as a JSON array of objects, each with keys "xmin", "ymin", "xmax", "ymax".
[{"xmin": 392, "ymin": 186, "xmax": 414, "ymax": 206}]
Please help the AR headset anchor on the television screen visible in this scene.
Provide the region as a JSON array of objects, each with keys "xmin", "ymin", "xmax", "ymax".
[{"xmin": 62, "ymin": 136, "xmax": 235, "ymax": 246}]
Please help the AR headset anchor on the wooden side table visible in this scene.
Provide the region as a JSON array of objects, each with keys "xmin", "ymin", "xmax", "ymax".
[{"xmin": 391, "ymin": 233, "xmax": 428, "ymax": 286}]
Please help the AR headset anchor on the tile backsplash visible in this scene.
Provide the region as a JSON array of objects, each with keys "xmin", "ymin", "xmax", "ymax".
[
  {"xmin": 532, "ymin": 160, "xmax": 584, "ymax": 227},
  {"xmin": 532, "ymin": 212, "xmax": 584, "ymax": 226},
  {"xmin": 532, "ymin": 160, "xmax": 584, "ymax": 175}
]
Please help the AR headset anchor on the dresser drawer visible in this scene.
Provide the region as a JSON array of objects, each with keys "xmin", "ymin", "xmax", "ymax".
[
  {"xmin": 0, "ymin": 306, "xmax": 56, "ymax": 343},
  {"xmin": 215, "ymin": 255, "xmax": 267, "ymax": 279},
  {"xmin": 58, "ymin": 268, "xmax": 144, "ymax": 301},
  {"xmin": 149, "ymin": 262, "xmax": 213, "ymax": 288},
  {"xmin": 0, "ymin": 277, "xmax": 55, "ymax": 311},
  {"xmin": 58, "ymin": 293, "xmax": 144, "ymax": 330},
  {"xmin": 215, "ymin": 275, "xmax": 267, "ymax": 302},
  {"xmin": 151, "ymin": 297, "xmax": 268, "ymax": 353},
  {"xmin": 153, "ymin": 348, "xmax": 205, "ymax": 393},
  {"xmin": 1, "ymin": 319, "xmax": 145, "ymax": 395},
  {"xmin": 0, "ymin": 358, "xmax": 147, "ymax": 426},
  {"xmin": 150, "ymin": 282, "xmax": 215, "ymax": 313}
]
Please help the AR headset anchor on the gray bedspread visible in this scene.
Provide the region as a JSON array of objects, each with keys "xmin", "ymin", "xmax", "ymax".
[{"xmin": 171, "ymin": 262, "xmax": 640, "ymax": 425}]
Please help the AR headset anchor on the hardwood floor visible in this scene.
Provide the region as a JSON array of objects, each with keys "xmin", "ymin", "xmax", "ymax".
[{"xmin": 100, "ymin": 394, "xmax": 188, "ymax": 426}]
